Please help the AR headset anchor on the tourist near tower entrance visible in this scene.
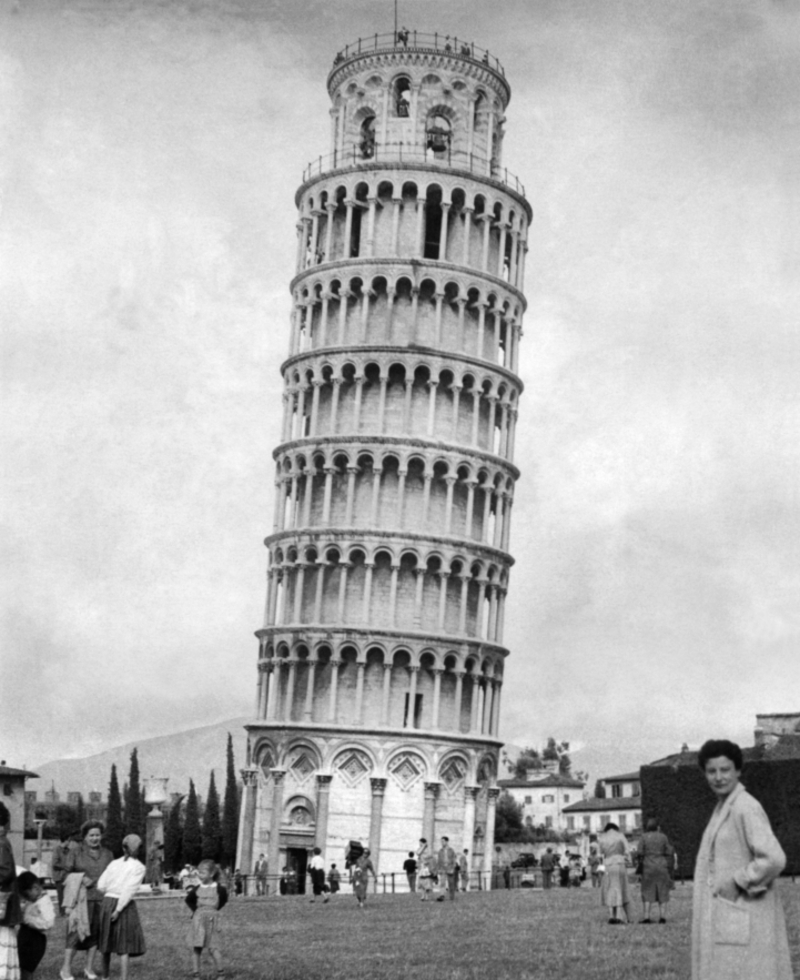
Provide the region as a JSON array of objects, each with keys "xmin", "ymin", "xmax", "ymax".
[{"xmin": 237, "ymin": 28, "xmax": 531, "ymax": 892}]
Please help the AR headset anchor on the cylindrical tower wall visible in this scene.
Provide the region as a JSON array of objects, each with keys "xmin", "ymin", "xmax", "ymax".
[{"xmin": 241, "ymin": 36, "xmax": 528, "ymax": 889}]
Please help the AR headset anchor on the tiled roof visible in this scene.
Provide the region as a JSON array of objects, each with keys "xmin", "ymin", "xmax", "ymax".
[
  {"xmin": 602, "ymin": 771, "xmax": 640, "ymax": 782},
  {"xmin": 0, "ymin": 765, "xmax": 39, "ymax": 779},
  {"xmin": 562, "ymin": 796, "xmax": 642, "ymax": 813}
]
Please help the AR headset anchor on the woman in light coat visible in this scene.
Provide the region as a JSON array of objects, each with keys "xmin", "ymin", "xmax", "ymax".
[
  {"xmin": 598, "ymin": 822, "xmax": 630, "ymax": 924},
  {"xmin": 691, "ymin": 739, "xmax": 793, "ymax": 980}
]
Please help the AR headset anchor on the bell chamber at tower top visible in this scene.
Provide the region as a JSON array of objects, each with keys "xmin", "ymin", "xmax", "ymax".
[{"xmin": 295, "ymin": 31, "xmax": 531, "ymax": 268}]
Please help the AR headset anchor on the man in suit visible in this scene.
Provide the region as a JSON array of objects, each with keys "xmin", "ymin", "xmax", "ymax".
[
  {"xmin": 254, "ymin": 853, "xmax": 268, "ymax": 896},
  {"xmin": 436, "ymin": 836, "xmax": 458, "ymax": 901}
]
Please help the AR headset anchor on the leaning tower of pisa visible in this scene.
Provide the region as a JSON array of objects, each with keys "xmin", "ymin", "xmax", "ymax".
[{"xmin": 237, "ymin": 29, "xmax": 530, "ymax": 891}]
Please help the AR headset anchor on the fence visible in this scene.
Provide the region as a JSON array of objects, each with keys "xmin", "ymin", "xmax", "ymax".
[
  {"xmin": 330, "ymin": 31, "xmax": 506, "ymax": 78},
  {"xmin": 301, "ymin": 142, "xmax": 526, "ymax": 196}
]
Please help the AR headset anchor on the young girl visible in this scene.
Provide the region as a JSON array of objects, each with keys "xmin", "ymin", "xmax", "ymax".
[
  {"xmin": 16, "ymin": 872, "xmax": 55, "ymax": 980},
  {"xmin": 185, "ymin": 860, "xmax": 228, "ymax": 979},
  {"xmin": 96, "ymin": 834, "xmax": 147, "ymax": 980}
]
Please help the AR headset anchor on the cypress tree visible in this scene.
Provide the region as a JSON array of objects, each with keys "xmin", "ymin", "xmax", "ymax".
[
  {"xmin": 125, "ymin": 748, "xmax": 144, "ymax": 841},
  {"xmin": 202, "ymin": 771, "xmax": 222, "ymax": 862},
  {"xmin": 221, "ymin": 733, "xmax": 239, "ymax": 869},
  {"xmin": 106, "ymin": 764, "xmax": 124, "ymax": 857},
  {"xmin": 164, "ymin": 797, "xmax": 183, "ymax": 873},
  {"xmin": 182, "ymin": 780, "xmax": 202, "ymax": 866}
]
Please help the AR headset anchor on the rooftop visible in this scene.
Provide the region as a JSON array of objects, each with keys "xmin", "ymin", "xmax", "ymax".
[
  {"xmin": 562, "ymin": 797, "xmax": 642, "ymax": 813},
  {"xmin": 498, "ymin": 774, "xmax": 585, "ymax": 790},
  {"xmin": 0, "ymin": 764, "xmax": 39, "ymax": 779},
  {"xmin": 602, "ymin": 771, "xmax": 640, "ymax": 783}
]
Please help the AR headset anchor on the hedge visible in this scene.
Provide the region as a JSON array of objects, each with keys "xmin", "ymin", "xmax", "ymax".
[{"xmin": 640, "ymin": 757, "xmax": 800, "ymax": 878}]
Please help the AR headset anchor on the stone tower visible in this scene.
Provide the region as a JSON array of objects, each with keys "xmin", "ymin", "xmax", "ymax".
[{"xmin": 237, "ymin": 29, "xmax": 530, "ymax": 891}]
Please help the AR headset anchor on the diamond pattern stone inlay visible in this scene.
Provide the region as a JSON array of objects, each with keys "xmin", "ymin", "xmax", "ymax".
[
  {"xmin": 336, "ymin": 750, "xmax": 372, "ymax": 785},
  {"xmin": 389, "ymin": 752, "xmax": 423, "ymax": 789}
]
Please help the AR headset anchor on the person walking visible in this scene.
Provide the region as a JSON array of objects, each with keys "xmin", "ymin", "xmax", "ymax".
[
  {"xmin": 351, "ymin": 849, "xmax": 375, "ymax": 909},
  {"xmin": 308, "ymin": 848, "xmax": 328, "ymax": 903},
  {"xmin": 402, "ymin": 852, "xmax": 417, "ymax": 893},
  {"xmin": 637, "ymin": 819, "xmax": 674, "ymax": 923},
  {"xmin": 691, "ymin": 739, "xmax": 792, "ymax": 980},
  {"xmin": 436, "ymin": 837, "xmax": 458, "ymax": 901}
]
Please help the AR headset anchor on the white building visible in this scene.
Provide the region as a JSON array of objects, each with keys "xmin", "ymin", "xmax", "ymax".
[
  {"xmin": 497, "ymin": 771, "xmax": 585, "ymax": 833},
  {"xmin": 562, "ymin": 770, "xmax": 642, "ymax": 837}
]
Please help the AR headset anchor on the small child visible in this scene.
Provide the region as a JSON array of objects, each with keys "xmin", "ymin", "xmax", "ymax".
[
  {"xmin": 327, "ymin": 863, "xmax": 341, "ymax": 895},
  {"xmin": 418, "ymin": 854, "xmax": 435, "ymax": 902},
  {"xmin": 17, "ymin": 871, "xmax": 55, "ymax": 979},
  {"xmin": 185, "ymin": 859, "xmax": 228, "ymax": 980}
]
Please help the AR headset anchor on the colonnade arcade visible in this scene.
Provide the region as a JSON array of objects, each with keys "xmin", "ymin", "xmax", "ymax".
[
  {"xmin": 282, "ymin": 357, "xmax": 520, "ymax": 461},
  {"xmin": 254, "ymin": 642, "xmax": 505, "ymax": 738},
  {"xmin": 295, "ymin": 174, "xmax": 529, "ymax": 292},
  {"xmin": 289, "ymin": 270, "xmax": 523, "ymax": 372},
  {"xmin": 264, "ymin": 541, "xmax": 510, "ymax": 643},
  {"xmin": 272, "ymin": 446, "xmax": 515, "ymax": 550}
]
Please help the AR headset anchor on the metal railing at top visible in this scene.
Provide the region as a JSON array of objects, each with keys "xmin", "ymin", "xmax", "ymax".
[
  {"xmin": 301, "ymin": 141, "xmax": 526, "ymax": 197},
  {"xmin": 330, "ymin": 30, "xmax": 506, "ymax": 78}
]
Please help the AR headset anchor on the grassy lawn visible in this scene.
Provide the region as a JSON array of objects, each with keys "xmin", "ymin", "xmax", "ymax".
[{"xmin": 41, "ymin": 880, "xmax": 800, "ymax": 980}]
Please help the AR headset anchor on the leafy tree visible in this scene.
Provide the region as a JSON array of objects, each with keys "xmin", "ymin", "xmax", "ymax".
[
  {"xmin": 221, "ymin": 733, "xmax": 239, "ymax": 869},
  {"xmin": 202, "ymin": 771, "xmax": 222, "ymax": 862},
  {"xmin": 164, "ymin": 797, "xmax": 183, "ymax": 873},
  {"xmin": 494, "ymin": 791, "xmax": 525, "ymax": 842},
  {"xmin": 503, "ymin": 746, "xmax": 542, "ymax": 779},
  {"xmin": 124, "ymin": 748, "xmax": 145, "ymax": 843},
  {"xmin": 75, "ymin": 794, "xmax": 86, "ymax": 830},
  {"xmin": 54, "ymin": 803, "xmax": 80, "ymax": 841},
  {"xmin": 594, "ymin": 779, "xmax": 606, "ymax": 799},
  {"xmin": 106, "ymin": 764, "xmax": 124, "ymax": 857},
  {"xmin": 503, "ymin": 739, "xmax": 573, "ymax": 779},
  {"xmin": 182, "ymin": 780, "xmax": 202, "ymax": 866}
]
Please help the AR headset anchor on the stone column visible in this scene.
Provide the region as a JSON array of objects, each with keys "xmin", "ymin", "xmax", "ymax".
[
  {"xmin": 389, "ymin": 563, "xmax": 400, "ymax": 626},
  {"xmin": 235, "ymin": 768, "xmax": 259, "ymax": 878},
  {"xmin": 303, "ymin": 658, "xmax": 317, "ymax": 721},
  {"xmin": 461, "ymin": 785, "xmax": 479, "ymax": 872},
  {"xmin": 370, "ymin": 467, "xmax": 382, "ymax": 525},
  {"xmin": 267, "ymin": 769, "xmax": 286, "ymax": 887},
  {"xmin": 391, "ymin": 197, "xmax": 402, "ymax": 254},
  {"xmin": 453, "ymin": 670, "xmax": 465, "ymax": 732},
  {"xmin": 426, "ymin": 379, "xmax": 438, "ymax": 436},
  {"xmin": 437, "ymin": 571, "xmax": 449, "ymax": 630},
  {"xmin": 461, "ymin": 207, "xmax": 473, "ymax": 265},
  {"xmin": 324, "ymin": 203, "xmax": 336, "ymax": 261},
  {"xmin": 469, "ymin": 671, "xmax": 481, "ymax": 732},
  {"xmin": 361, "ymin": 561, "xmax": 374, "ymax": 623},
  {"xmin": 313, "ymin": 560, "xmax": 326, "ymax": 622},
  {"xmin": 310, "ymin": 380, "xmax": 323, "ymax": 437},
  {"xmin": 412, "ymin": 568, "xmax": 425, "ymax": 628},
  {"xmin": 377, "ymin": 378, "xmax": 388, "ymax": 434},
  {"xmin": 368, "ymin": 778, "xmax": 388, "ymax": 870},
  {"xmin": 284, "ymin": 659, "xmax": 298, "ymax": 721},
  {"xmin": 328, "ymin": 659, "xmax": 341, "ymax": 722},
  {"xmin": 458, "ymin": 574, "xmax": 469, "ymax": 634},
  {"xmin": 354, "ymin": 660, "xmax": 366, "ymax": 724},
  {"xmin": 396, "ymin": 468, "xmax": 407, "ymax": 527},
  {"xmin": 380, "ymin": 663, "xmax": 392, "ymax": 725},
  {"xmin": 482, "ymin": 788, "xmax": 500, "ymax": 888},
  {"xmin": 344, "ymin": 465, "xmax": 358, "ymax": 525},
  {"xmin": 423, "ymin": 781, "xmax": 440, "ymax": 843},
  {"xmin": 315, "ymin": 774, "xmax": 333, "ymax": 856},
  {"xmin": 438, "ymin": 202, "xmax": 451, "ymax": 261},
  {"xmin": 266, "ymin": 663, "xmax": 279, "ymax": 720},
  {"xmin": 330, "ymin": 377, "xmax": 342, "ymax": 431},
  {"xmin": 407, "ymin": 665, "xmax": 419, "ymax": 727},
  {"xmin": 292, "ymin": 564, "xmax": 306, "ymax": 623},
  {"xmin": 431, "ymin": 668, "xmax": 443, "ymax": 729},
  {"xmin": 444, "ymin": 475, "xmax": 457, "ymax": 534},
  {"xmin": 471, "ymin": 389, "xmax": 482, "ymax": 445}
]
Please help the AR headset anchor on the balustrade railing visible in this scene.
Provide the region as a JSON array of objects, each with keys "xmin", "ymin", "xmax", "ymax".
[
  {"xmin": 330, "ymin": 30, "xmax": 505, "ymax": 78},
  {"xmin": 302, "ymin": 141, "xmax": 525, "ymax": 196}
]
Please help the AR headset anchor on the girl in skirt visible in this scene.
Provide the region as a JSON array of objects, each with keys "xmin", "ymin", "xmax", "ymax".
[
  {"xmin": 96, "ymin": 834, "xmax": 146, "ymax": 980},
  {"xmin": 185, "ymin": 860, "xmax": 228, "ymax": 979}
]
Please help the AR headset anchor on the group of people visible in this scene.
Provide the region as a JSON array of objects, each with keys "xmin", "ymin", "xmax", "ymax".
[{"xmin": 405, "ymin": 838, "xmax": 470, "ymax": 901}]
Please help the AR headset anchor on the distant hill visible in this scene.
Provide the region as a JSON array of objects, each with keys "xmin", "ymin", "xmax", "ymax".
[{"xmin": 26, "ymin": 718, "xmax": 250, "ymax": 802}]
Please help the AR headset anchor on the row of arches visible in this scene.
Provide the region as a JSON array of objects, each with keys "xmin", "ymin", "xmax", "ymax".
[
  {"xmin": 281, "ymin": 362, "xmax": 520, "ymax": 460},
  {"xmin": 297, "ymin": 177, "xmax": 528, "ymax": 290},
  {"xmin": 264, "ymin": 547, "xmax": 511, "ymax": 644},
  {"xmin": 255, "ymin": 736, "xmax": 498, "ymax": 791},
  {"xmin": 254, "ymin": 641, "xmax": 505, "ymax": 738},
  {"xmin": 289, "ymin": 271, "xmax": 523, "ymax": 372},
  {"xmin": 272, "ymin": 449, "xmax": 516, "ymax": 551}
]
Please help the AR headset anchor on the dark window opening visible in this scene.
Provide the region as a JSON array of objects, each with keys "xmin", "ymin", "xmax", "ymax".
[
  {"xmin": 360, "ymin": 116, "xmax": 376, "ymax": 159},
  {"xmin": 350, "ymin": 207, "xmax": 362, "ymax": 257},
  {"xmin": 424, "ymin": 202, "xmax": 442, "ymax": 259}
]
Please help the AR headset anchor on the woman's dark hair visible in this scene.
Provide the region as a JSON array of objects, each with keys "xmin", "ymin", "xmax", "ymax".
[
  {"xmin": 80, "ymin": 819, "xmax": 105, "ymax": 839},
  {"xmin": 604, "ymin": 822, "xmax": 619, "ymax": 832},
  {"xmin": 697, "ymin": 739, "xmax": 743, "ymax": 772},
  {"xmin": 645, "ymin": 817, "xmax": 659, "ymax": 832},
  {"xmin": 0, "ymin": 802, "xmax": 9, "ymax": 827}
]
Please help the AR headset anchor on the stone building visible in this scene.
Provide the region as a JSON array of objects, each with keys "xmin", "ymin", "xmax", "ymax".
[{"xmin": 237, "ymin": 30, "xmax": 531, "ymax": 890}]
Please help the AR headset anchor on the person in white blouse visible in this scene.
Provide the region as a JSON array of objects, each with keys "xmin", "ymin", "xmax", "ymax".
[{"xmin": 96, "ymin": 835, "xmax": 146, "ymax": 980}]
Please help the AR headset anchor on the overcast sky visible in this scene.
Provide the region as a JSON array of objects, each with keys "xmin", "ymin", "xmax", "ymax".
[{"xmin": 2, "ymin": 0, "xmax": 799, "ymax": 783}]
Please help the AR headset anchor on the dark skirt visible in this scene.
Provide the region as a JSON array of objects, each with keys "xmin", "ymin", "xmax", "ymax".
[
  {"xmin": 17, "ymin": 925, "xmax": 47, "ymax": 973},
  {"xmin": 97, "ymin": 897, "xmax": 146, "ymax": 957},
  {"xmin": 66, "ymin": 898, "xmax": 102, "ymax": 950}
]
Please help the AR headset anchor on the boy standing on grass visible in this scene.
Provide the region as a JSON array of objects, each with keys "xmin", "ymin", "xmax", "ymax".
[{"xmin": 16, "ymin": 871, "xmax": 55, "ymax": 979}]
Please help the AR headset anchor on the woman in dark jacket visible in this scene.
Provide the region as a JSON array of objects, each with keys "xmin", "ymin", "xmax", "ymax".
[{"xmin": 0, "ymin": 801, "xmax": 22, "ymax": 980}]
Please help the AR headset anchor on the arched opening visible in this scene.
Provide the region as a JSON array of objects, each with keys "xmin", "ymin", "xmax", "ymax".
[{"xmin": 360, "ymin": 114, "xmax": 376, "ymax": 159}]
